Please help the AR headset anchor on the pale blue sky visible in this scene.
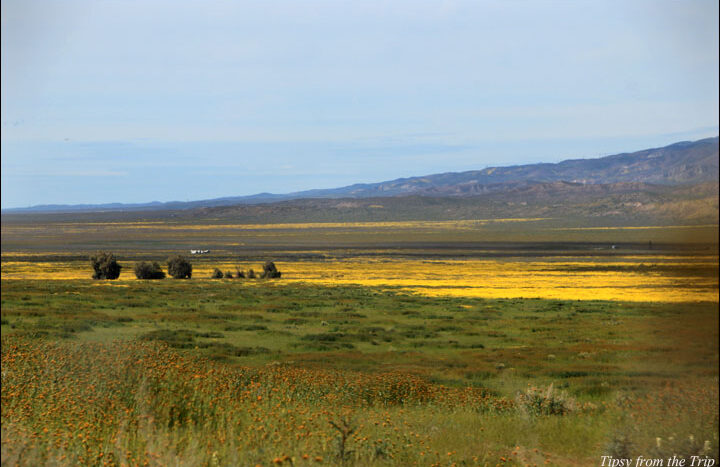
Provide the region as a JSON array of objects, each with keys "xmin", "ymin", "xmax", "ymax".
[{"xmin": 2, "ymin": 0, "xmax": 718, "ymax": 208}]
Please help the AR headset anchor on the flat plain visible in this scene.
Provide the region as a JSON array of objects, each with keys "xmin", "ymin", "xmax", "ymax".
[{"xmin": 1, "ymin": 215, "xmax": 718, "ymax": 466}]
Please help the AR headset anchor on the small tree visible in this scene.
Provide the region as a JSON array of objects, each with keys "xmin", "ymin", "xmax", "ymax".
[
  {"xmin": 224, "ymin": 271, "xmax": 234, "ymax": 279},
  {"xmin": 134, "ymin": 261, "xmax": 165, "ymax": 279},
  {"xmin": 247, "ymin": 269, "xmax": 256, "ymax": 279},
  {"xmin": 235, "ymin": 269, "xmax": 245, "ymax": 279},
  {"xmin": 261, "ymin": 261, "xmax": 281, "ymax": 279},
  {"xmin": 90, "ymin": 251, "xmax": 122, "ymax": 280},
  {"xmin": 167, "ymin": 255, "xmax": 192, "ymax": 279},
  {"xmin": 210, "ymin": 268, "xmax": 224, "ymax": 279}
]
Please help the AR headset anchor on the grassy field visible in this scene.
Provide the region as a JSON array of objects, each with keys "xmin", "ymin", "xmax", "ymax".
[{"xmin": 1, "ymin": 217, "xmax": 718, "ymax": 466}]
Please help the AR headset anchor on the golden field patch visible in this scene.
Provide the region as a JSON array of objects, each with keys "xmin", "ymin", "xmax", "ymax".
[{"xmin": 2, "ymin": 257, "xmax": 716, "ymax": 303}]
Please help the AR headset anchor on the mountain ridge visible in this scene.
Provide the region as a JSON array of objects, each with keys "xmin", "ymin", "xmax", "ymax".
[{"xmin": 4, "ymin": 136, "xmax": 717, "ymax": 214}]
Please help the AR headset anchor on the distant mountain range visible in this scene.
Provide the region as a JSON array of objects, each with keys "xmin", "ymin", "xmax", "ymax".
[{"xmin": 4, "ymin": 136, "xmax": 718, "ymax": 214}]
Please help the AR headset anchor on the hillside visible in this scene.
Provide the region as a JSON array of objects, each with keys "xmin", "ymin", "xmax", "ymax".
[
  {"xmin": 4, "ymin": 181, "xmax": 716, "ymax": 227},
  {"xmin": 307, "ymin": 136, "xmax": 718, "ymax": 199},
  {"xmin": 185, "ymin": 180, "xmax": 720, "ymax": 224}
]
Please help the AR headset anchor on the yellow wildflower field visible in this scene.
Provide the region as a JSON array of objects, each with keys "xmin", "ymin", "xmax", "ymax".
[
  {"xmin": 2, "ymin": 218, "xmax": 550, "ymax": 231},
  {"xmin": 2, "ymin": 257, "xmax": 716, "ymax": 303}
]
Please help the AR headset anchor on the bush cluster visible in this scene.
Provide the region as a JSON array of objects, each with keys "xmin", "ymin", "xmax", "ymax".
[
  {"xmin": 90, "ymin": 253, "xmax": 282, "ymax": 281},
  {"xmin": 261, "ymin": 261, "xmax": 282, "ymax": 279},
  {"xmin": 134, "ymin": 261, "xmax": 166, "ymax": 280},
  {"xmin": 90, "ymin": 252, "xmax": 122, "ymax": 280},
  {"xmin": 167, "ymin": 256, "xmax": 192, "ymax": 279},
  {"xmin": 226, "ymin": 262, "xmax": 281, "ymax": 280}
]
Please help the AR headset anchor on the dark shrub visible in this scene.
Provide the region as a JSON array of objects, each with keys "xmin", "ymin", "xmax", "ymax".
[
  {"xmin": 167, "ymin": 255, "xmax": 192, "ymax": 279},
  {"xmin": 134, "ymin": 261, "xmax": 165, "ymax": 279},
  {"xmin": 210, "ymin": 268, "xmax": 224, "ymax": 279},
  {"xmin": 90, "ymin": 251, "xmax": 122, "ymax": 280},
  {"xmin": 224, "ymin": 271, "xmax": 234, "ymax": 279},
  {"xmin": 261, "ymin": 261, "xmax": 281, "ymax": 279},
  {"xmin": 235, "ymin": 269, "xmax": 245, "ymax": 279},
  {"xmin": 247, "ymin": 269, "xmax": 256, "ymax": 279}
]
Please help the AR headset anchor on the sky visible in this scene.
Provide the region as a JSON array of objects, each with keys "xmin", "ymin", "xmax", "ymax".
[{"xmin": 1, "ymin": 0, "xmax": 718, "ymax": 208}]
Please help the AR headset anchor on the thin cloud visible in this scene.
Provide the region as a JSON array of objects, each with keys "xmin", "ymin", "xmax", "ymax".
[{"xmin": 5, "ymin": 169, "xmax": 128, "ymax": 177}]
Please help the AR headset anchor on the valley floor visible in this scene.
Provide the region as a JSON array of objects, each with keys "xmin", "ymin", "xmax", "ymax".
[{"xmin": 1, "ymin": 219, "xmax": 717, "ymax": 466}]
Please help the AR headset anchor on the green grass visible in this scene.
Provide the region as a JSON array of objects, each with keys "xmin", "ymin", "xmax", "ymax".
[
  {"xmin": 1, "ymin": 277, "xmax": 718, "ymax": 466},
  {"xmin": 2, "ymin": 279, "xmax": 717, "ymax": 389}
]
